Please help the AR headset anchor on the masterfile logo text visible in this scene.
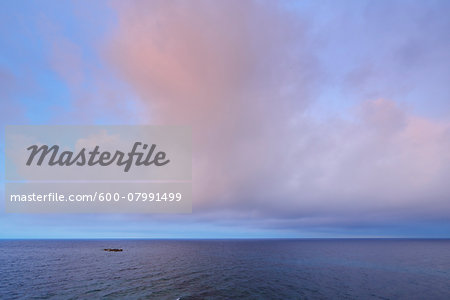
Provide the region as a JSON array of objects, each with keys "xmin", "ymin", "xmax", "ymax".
[{"xmin": 4, "ymin": 125, "xmax": 192, "ymax": 213}]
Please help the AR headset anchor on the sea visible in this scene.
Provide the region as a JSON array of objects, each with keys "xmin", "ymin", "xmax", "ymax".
[{"xmin": 0, "ymin": 239, "xmax": 449, "ymax": 299}]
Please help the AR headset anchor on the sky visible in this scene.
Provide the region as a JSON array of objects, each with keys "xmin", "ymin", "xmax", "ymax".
[{"xmin": 0, "ymin": 0, "xmax": 449, "ymax": 238}]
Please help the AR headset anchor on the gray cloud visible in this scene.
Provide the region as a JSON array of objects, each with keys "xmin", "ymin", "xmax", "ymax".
[{"xmin": 103, "ymin": 0, "xmax": 450, "ymax": 233}]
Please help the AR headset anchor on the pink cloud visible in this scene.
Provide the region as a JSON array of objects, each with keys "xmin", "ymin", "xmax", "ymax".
[
  {"xmin": 106, "ymin": 0, "xmax": 319, "ymax": 207},
  {"xmin": 101, "ymin": 1, "xmax": 450, "ymax": 227}
]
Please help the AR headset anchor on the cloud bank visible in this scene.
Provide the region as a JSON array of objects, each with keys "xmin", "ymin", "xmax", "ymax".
[{"xmin": 104, "ymin": 0, "xmax": 450, "ymax": 230}]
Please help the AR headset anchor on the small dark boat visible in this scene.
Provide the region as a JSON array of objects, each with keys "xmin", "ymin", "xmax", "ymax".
[{"xmin": 103, "ymin": 248, "xmax": 123, "ymax": 252}]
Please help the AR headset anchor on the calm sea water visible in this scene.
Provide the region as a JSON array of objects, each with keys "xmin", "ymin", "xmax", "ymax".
[{"xmin": 0, "ymin": 239, "xmax": 449, "ymax": 299}]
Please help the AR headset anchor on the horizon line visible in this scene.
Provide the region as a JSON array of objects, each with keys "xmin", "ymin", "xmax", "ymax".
[{"xmin": 1, "ymin": 237, "xmax": 449, "ymax": 240}]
